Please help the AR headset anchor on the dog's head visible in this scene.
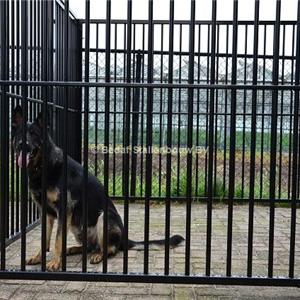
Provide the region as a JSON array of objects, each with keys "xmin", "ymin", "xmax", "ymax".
[{"xmin": 12, "ymin": 105, "xmax": 46, "ymax": 168}]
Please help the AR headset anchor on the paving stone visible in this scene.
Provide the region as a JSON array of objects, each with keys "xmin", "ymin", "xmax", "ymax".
[
  {"xmin": 79, "ymin": 293, "xmax": 105, "ymax": 300},
  {"xmin": 63, "ymin": 282, "xmax": 87, "ymax": 293},
  {"xmin": 10, "ymin": 291, "xmax": 37, "ymax": 300},
  {"xmin": 194, "ymin": 286, "xmax": 240, "ymax": 297},
  {"xmin": 0, "ymin": 280, "xmax": 45, "ymax": 285},
  {"xmin": 105, "ymin": 286, "xmax": 150, "ymax": 295},
  {"xmin": 2, "ymin": 204, "xmax": 300, "ymax": 299},
  {"xmin": 0, "ymin": 285, "xmax": 19, "ymax": 300},
  {"xmin": 174, "ymin": 287, "xmax": 195, "ymax": 300},
  {"xmin": 18, "ymin": 283, "xmax": 64, "ymax": 293},
  {"xmin": 46, "ymin": 281, "xmax": 68, "ymax": 286},
  {"xmin": 35, "ymin": 292, "xmax": 80, "ymax": 300},
  {"xmin": 130, "ymin": 283, "xmax": 152, "ymax": 288},
  {"xmin": 125, "ymin": 297, "xmax": 169, "ymax": 300},
  {"xmin": 195, "ymin": 297, "xmax": 220, "ymax": 300},
  {"xmin": 151, "ymin": 284, "xmax": 172, "ymax": 296}
]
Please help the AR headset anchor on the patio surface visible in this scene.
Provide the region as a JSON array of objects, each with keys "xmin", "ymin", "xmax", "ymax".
[{"xmin": 1, "ymin": 202, "xmax": 300, "ymax": 299}]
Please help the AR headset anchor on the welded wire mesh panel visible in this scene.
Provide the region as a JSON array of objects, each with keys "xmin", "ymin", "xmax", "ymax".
[{"xmin": 83, "ymin": 21, "xmax": 297, "ymax": 202}]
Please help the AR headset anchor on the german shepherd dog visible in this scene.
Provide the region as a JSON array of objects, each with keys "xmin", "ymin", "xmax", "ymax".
[{"xmin": 12, "ymin": 106, "xmax": 184, "ymax": 271}]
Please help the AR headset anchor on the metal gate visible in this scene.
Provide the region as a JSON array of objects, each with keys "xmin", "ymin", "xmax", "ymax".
[{"xmin": 0, "ymin": 0, "xmax": 300, "ymax": 286}]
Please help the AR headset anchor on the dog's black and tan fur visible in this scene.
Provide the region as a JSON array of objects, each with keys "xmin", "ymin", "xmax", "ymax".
[{"xmin": 12, "ymin": 106, "xmax": 184, "ymax": 271}]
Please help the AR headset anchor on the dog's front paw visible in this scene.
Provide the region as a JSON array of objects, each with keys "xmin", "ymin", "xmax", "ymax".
[
  {"xmin": 90, "ymin": 252, "xmax": 103, "ymax": 264},
  {"xmin": 46, "ymin": 258, "xmax": 61, "ymax": 271},
  {"xmin": 26, "ymin": 253, "xmax": 41, "ymax": 265}
]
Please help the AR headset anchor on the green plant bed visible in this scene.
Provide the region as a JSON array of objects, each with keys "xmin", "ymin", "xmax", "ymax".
[{"xmin": 87, "ymin": 127, "xmax": 292, "ymax": 153}]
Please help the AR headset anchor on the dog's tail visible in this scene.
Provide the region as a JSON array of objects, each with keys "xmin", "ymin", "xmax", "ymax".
[{"xmin": 127, "ymin": 234, "xmax": 184, "ymax": 251}]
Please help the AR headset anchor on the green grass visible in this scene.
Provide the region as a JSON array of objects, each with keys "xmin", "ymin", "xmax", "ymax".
[
  {"xmin": 88, "ymin": 127, "xmax": 292, "ymax": 152},
  {"xmin": 102, "ymin": 169, "xmax": 284, "ymax": 202},
  {"xmin": 87, "ymin": 141, "xmax": 290, "ymax": 202},
  {"xmin": 5, "ymin": 140, "xmax": 290, "ymax": 206}
]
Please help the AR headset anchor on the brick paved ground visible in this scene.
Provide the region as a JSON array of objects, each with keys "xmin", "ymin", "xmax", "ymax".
[{"xmin": 1, "ymin": 203, "xmax": 300, "ymax": 299}]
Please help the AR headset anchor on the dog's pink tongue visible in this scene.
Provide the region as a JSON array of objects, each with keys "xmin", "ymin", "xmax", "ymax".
[{"xmin": 17, "ymin": 151, "xmax": 29, "ymax": 168}]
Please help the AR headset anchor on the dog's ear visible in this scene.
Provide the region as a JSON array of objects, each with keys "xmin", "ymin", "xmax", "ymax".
[
  {"xmin": 35, "ymin": 111, "xmax": 44, "ymax": 128},
  {"xmin": 35, "ymin": 111, "xmax": 50, "ymax": 129},
  {"xmin": 12, "ymin": 105, "xmax": 23, "ymax": 129}
]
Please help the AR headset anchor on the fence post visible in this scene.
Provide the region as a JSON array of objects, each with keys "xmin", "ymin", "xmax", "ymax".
[
  {"xmin": 0, "ymin": 0, "xmax": 9, "ymax": 270},
  {"xmin": 75, "ymin": 21, "xmax": 82, "ymax": 164},
  {"xmin": 268, "ymin": 0, "xmax": 281, "ymax": 278},
  {"xmin": 20, "ymin": 0, "xmax": 28, "ymax": 271},
  {"xmin": 130, "ymin": 50, "xmax": 142, "ymax": 197},
  {"xmin": 289, "ymin": 0, "xmax": 300, "ymax": 279}
]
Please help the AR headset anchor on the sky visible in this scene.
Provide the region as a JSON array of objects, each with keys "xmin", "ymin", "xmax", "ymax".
[
  {"xmin": 68, "ymin": 0, "xmax": 299, "ymax": 56},
  {"xmin": 69, "ymin": 0, "xmax": 298, "ymax": 21}
]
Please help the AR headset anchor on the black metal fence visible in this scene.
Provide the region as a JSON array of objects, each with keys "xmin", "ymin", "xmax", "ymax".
[
  {"xmin": 86, "ymin": 20, "xmax": 299, "ymax": 203},
  {"xmin": 0, "ymin": 0, "xmax": 300, "ymax": 286},
  {"xmin": 0, "ymin": 0, "xmax": 81, "ymax": 252}
]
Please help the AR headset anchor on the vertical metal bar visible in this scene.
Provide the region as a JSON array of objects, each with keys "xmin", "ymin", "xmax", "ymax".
[
  {"xmin": 62, "ymin": 0, "xmax": 69, "ymax": 272},
  {"xmin": 289, "ymin": 0, "xmax": 300, "ymax": 279},
  {"xmin": 33, "ymin": 0, "xmax": 37, "ymax": 119},
  {"xmin": 6, "ymin": 1, "xmax": 11, "ymax": 240},
  {"xmin": 123, "ymin": 0, "xmax": 132, "ymax": 274},
  {"xmin": 268, "ymin": 0, "xmax": 281, "ymax": 278},
  {"xmin": 103, "ymin": 0, "xmax": 111, "ymax": 273},
  {"xmin": 241, "ymin": 24, "xmax": 248, "ymax": 198},
  {"xmin": 164, "ymin": 0, "xmax": 174, "ymax": 276},
  {"xmin": 195, "ymin": 24, "xmax": 201, "ymax": 198},
  {"xmin": 185, "ymin": 0, "xmax": 195, "ymax": 276},
  {"xmin": 177, "ymin": 24, "xmax": 182, "ymax": 197},
  {"xmin": 10, "ymin": 0, "xmax": 16, "ymax": 236},
  {"xmin": 33, "ymin": 0, "xmax": 37, "ymax": 117},
  {"xmin": 133, "ymin": 25, "xmax": 136, "ymax": 82},
  {"xmin": 247, "ymin": 0, "xmax": 260, "ymax": 278},
  {"xmin": 144, "ymin": 0, "xmax": 154, "ymax": 274},
  {"xmin": 227, "ymin": 0, "xmax": 238, "ymax": 277},
  {"xmin": 158, "ymin": 24, "xmax": 163, "ymax": 197},
  {"xmin": 28, "ymin": 0, "xmax": 33, "ymax": 121},
  {"xmin": 259, "ymin": 25, "xmax": 267, "ymax": 199},
  {"xmin": 11, "ymin": 0, "xmax": 16, "ymax": 99},
  {"xmin": 213, "ymin": 24, "xmax": 220, "ymax": 196},
  {"xmin": 76, "ymin": 22, "xmax": 83, "ymax": 163},
  {"xmin": 204, "ymin": 24, "xmax": 210, "ymax": 196},
  {"xmin": 140, "ymin": 24, "xmax": 145, "ymax": 197},
  {"xmin": 222, "ymin": 24, "xmax": 229, "ymax": 194},
  {"xmin": 54, "ymin": 2, "xmax": 59, "ymax": 145},
  {"xmin": 112, "ymin": 23, "xmax": 117, "ymax": 195},
  {"xmin": 0, "ymin": 0, "xmax": 9, "ymax": 271},
  {"xmin": 287, "ymin": 25, "xmax": 296, "ymax": 199},
  {"xmin": 16, "ymin": 0, "xmax": 20, "ymax": 98},
  {"xmin": 83, "ymin": 0, "xmax": 90, "ymax": 273},
  {"xmin": 122, "ymin": 22, "xmax": 127, "ymax": 165},
  {"xmin": 206, "ymin": 0, "xmax": 216, "ymax": 277},
  {"xmin": 33, "ymin": 9, "xmax": 39, "ymax": 218},
  {"xmin": 130, "ymin": 51, "xmax": 142, "ymax": 196},
  {"xmin": 298, "ymin": 124, "xmax": 300, "ymax": 201},
  {"xmin": 75, "ymin": 19, "xmax": 82, "ymax": 164},
  {"xmin": 41, "ymin": 0, "xmax": 48, "ymax": 272},
  {"xmin": 278, "ymin": 25, "xmax": 285, "ymax": 199},
  {"xmin": 298, "ymin": 133, "xmax": 300, "ymax": 200},
  {"xmin": 15, "ymin": 0, "xmax": 20, "ymax": 234},
  {"xmin": 21, "ymin": 0, "xmax": 28, "ymax": 271},
  {"xmin": 95, "ymin": 23, "xmax": 99, "ymax": 177},
  {"xmin": 28, "ymin": 0, "xmax": 33, "ymax": 226},
  {"xmin": 38, "ymin": 1, "xmax": 41, "ymax": 143},
  {"xmin": 48, "ymin": 0, "xmax": 53, "ymax": 253},
  {"xmin": 58, "ymin": 6, "xmax": 63, "ymax": 148}
]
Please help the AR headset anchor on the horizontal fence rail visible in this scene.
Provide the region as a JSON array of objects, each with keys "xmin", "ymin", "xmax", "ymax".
[{"xmin": 0, "ymin": 0, "xmax": 300, "ymax": 287}]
